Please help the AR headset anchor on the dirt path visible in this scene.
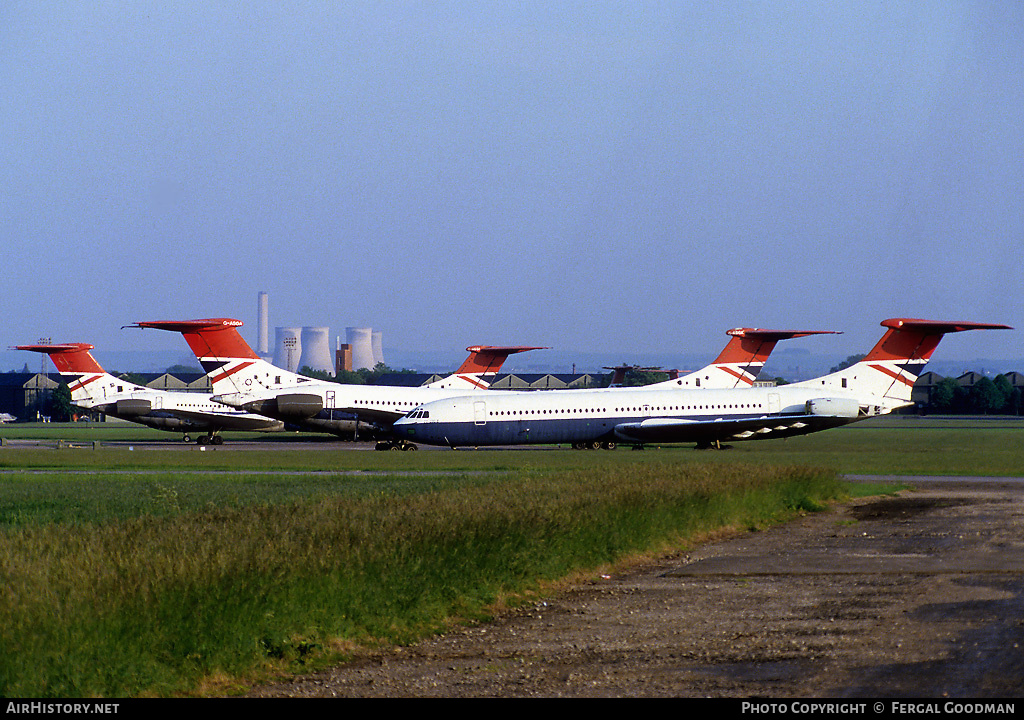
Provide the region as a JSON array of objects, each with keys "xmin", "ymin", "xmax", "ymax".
[{"xmin": 247, "ymin": 477, "xmax": 1024, "ymax": 697}]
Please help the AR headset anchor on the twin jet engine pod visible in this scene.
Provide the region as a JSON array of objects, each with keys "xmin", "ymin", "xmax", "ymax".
[
  {"xmin": 805, "ymin": 397, "xmax": 861, "ymax": 418},
  {"xmin": 112, "ymin": 398, "xmax": 152, "ymax": 416}
]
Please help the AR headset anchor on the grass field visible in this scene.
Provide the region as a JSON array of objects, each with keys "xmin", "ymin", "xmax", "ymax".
[{"xmin": 0, "ymin": 415, "xmax": 1020, "ymax": 697}]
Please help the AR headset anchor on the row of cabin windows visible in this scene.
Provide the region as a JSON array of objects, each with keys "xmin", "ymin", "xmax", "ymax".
[{"xmin": 490, "ymin": 403, "xmax": 765, "ymax": 417}]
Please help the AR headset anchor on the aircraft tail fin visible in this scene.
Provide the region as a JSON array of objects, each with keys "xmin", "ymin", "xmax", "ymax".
[
  {"xmin": 796, "ymin": 318, "xmax": 1012, "ymax": 407},
  {"xmin": 130, "ymin": 318, "xmax": 294, "ymax": 395},
  {"xmin": 15, "ymin": 343, "xmax": 125, "ymax": 403},
  {"xmin": 425, "ymin": 346, "xmax": 548, "ymax": 390},
  {"xmin": 654, "ymin": 328, "xmax": 838, "ymax": 389},
  {"xmin": 15, "ymin": 343, "xmax": 105, "ymax": 375},
  {"xmin": 130, "ymin": 319, "xmax": 259, "ymax": 362}
]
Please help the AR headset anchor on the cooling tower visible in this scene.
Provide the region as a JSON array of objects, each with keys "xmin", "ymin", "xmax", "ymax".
[
  {"xmin": 299, "ymin": 327, "xmax": 333, "ymax": 374},
  {"xmin": 371, "ymin": 331, "xmax": 384, "ymax": 366},
  {"xmin": 346, "ymin": 327, "xmax": 375, "ymax": 371},
  {"xmin": 273, "ymin": 327, "xmax": 302, "ymax": 372},
  {"xmin": 257, "ymin": 292, "xmax": 269, "ymax": 356}
]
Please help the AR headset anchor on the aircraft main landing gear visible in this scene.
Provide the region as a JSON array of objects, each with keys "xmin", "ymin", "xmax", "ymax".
[{"xmin": 375, "ymin": 440, "xmax": 418, "ymax": 451}]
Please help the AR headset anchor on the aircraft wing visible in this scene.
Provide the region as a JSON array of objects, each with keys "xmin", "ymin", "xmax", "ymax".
[
  {"xmin": 155, "ymin": 408, "xmax": 284, "ymax": 432},
  {"xmin": 612, "ymin": 411, "xmax": 856, "ymax": 446},
  {"xmin": 331, "ymin": 404, "xmax": 408, "ymax": 427}
]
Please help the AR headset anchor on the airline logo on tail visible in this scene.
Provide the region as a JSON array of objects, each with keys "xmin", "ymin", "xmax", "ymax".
[
  {"xmin": 135, "ymin": 319, "xmax": 548, "ymax": 395},
  {"xmin": 653, "ymin": 328, "xmax": 839, "ymax": 389},
  {"xmin": 130, "ymin": 318, "xmax": 288, "ymax": 395},
  {"xmin": 14, "ymin": 343, "xmax": 122, "ymax": 403},
  {"xmin": 426, "ymin": 346, "xmax": 549, "ymax": 390},
  {"xmin": 711, "ymin": 328, "xmax": 840, "ymax": 387},
  {"xmin": 796, "ymin": 318, "xmax": 1012, "ymax": 408}
]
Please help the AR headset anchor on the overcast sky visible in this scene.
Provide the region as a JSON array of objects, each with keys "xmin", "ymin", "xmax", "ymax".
[{"xmin": 2, "ymin": 1, "xmax": 1021, "ymax": 365}]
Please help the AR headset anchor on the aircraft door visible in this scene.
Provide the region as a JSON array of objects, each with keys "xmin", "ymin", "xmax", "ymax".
[
  {"xmin": 473, "ymin": 401, "xmax": 487, "ymax": 425},
  {"xmin": 768, "ymin": 393, "xmax": 780, "ymax": 414}
]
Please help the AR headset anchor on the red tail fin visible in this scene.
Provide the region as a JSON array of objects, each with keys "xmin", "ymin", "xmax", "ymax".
[
  {"xmin": 863, "ymin": 319, "xmax": 1013, "ymax": 363},
  {"xmin": 15, "ymin": 343, "xmax": 105, "ymax": 374},
  {"xmin": 455, "ymin": 346, "xmax": 548, "ymax": 375},
  {"xmin": 713, "ymin": 328, "xmax": 839, "ymax": 365},
  {"xmin": 131, "ymin": 319, "xmax": 259, "ymax": 360}
]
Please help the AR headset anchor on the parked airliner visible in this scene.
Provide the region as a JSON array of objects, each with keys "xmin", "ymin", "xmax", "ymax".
[
  {"xmin": 131, "ymin": 318, "xmax": 546, "ymax": 447},
  {"xmin": 16, "ymin": 342, "xmax": 285, "ymax": 443},
  {"xmin": 133, "ymin": 319, "xmax": 826, "ymax": 450},
  {"xmin": 391, "ymin": 319, "xmax": 1011, "ymax": 449}
]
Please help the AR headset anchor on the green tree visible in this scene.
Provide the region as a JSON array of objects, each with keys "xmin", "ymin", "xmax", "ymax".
[
  {"xmin": 992, "ymin": 375, "xmax": 1013, "ymax": 414},
  {"xmin": 50, "ymin": 384, "xmax": 74, "ymax": 422},
  {"xmin": 968, "ymin": 377, "xmax": 1001, "ymax": 414},
  {"xmin": 331, "ymin": 363, "xmax": 418, "ymax": 386},
  {"xmin": 1009, "ymin": 387, "xmax": 1023, "ymax": 416},
  {"xmin": 621, "ymin": 370, "xmax": 670, "ymax": 387},
  {"xmin": 931, "ymin": 377, "xmax": 959, "ymax": 413},
  {"xmin": 299, "ymin": 366, "xmax": 336, "ymax": 382}
]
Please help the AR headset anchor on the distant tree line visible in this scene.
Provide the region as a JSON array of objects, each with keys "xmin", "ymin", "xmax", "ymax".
[
  {"xmin": 923, "ymin": 375, "xmax": 1022, "ymax": 416},
  {"xmin": 299, "ymin": 363, "xmax": 417, "ymax": 385}
]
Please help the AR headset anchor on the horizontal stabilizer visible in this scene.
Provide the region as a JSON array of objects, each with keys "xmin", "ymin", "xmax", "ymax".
[
  {"xmin": 865, "ymin": 318, "xmax": 1012, "ymax": 363},
  {"xmin": 15, "ymin": 343, "xmax": 105, "ymax": 374},
  {"xmin": 456, "ymin": 346, "xmax": 549, "ymax": 375},
  {"xmin": 713, "ymin": 328, "xmax": 840, "ymax": 364},
  {"xmin": 130, "ymin": 318, "xmax": 260, "ymax": 361}
]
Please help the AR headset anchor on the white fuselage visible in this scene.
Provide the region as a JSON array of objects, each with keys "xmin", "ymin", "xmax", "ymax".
[
  {"xmin": 68, "ymin": 373, "xmax": 284, "ymax": 433},
  {"xmin": 392, "ymin": 376, "xmax": 897, "ymax": 448}
]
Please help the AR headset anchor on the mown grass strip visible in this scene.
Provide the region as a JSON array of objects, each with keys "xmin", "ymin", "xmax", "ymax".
[
  {"xmin": 5, "ymin": 415, "xmax": 1024, "ymax": 477},
  {"xmin": 0, "ymin": 462, "xmax": 843, "ymax": 697}
]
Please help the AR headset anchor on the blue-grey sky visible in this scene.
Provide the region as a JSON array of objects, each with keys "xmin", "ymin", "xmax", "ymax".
[{"xmin": 2, "ymin": 1, "xmax": 1021, "ymax": 365}]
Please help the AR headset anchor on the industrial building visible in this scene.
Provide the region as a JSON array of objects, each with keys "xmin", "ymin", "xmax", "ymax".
[{"xmin": 257, "ymin": 292, "xmax": 383, "ymax": 375}]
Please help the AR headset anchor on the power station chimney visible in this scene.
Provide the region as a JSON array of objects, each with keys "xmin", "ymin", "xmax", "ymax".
[{"xmin": 257, "ymin": 291, "xmax": 269, "ymax": 357}]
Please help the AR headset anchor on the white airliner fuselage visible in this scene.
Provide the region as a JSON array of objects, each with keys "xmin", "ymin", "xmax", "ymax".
[
  {"xmin": 393, "ymin": 378, "xmax": 871, "ymax": 448},
  {"xmin": 392, "ymin": 319, "xmax": 1011, "ymax": 449},
  {"xmin": 132, "ymin": 319, "xmax": 547, "ymax": 445},
  {"xmin": 16, "ymin": 343, "xmax": 284, "ymax": 443},
  {"xmin": 137, "ymin": 320, "xmax": 836, "ymax": 448}
]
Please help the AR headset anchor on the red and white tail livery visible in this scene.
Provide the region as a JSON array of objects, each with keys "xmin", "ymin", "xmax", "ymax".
[
  {"xmin": 391, "ymin": 318, "xmax": 1012, "ymax": 449},
  {"xmin": 426, "ymin": 346, "xmax": 548, "ymax": 390},
  {"xmin": 648, "ymin": 328, "xmax": 840, "ymax": 389},
  {"xmin": 15, "ymin": 342, "xmax": 283, "ymax": 443},
  {"xmin": 132, "ymin": 318, "xmax": 546, "ymax": 444},
  {"xmin": 788, "ymin": 319, "xmax": 1008, "ymax": 408}
]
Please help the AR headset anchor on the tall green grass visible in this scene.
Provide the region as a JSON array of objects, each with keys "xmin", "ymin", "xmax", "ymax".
[{"xmin": 0, "ymin": 462, "xmax": 842, "ymax": 697}]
